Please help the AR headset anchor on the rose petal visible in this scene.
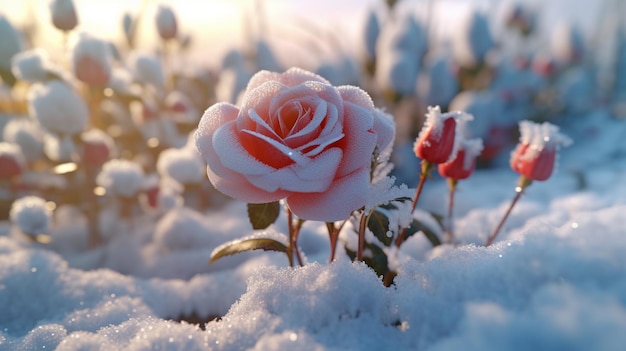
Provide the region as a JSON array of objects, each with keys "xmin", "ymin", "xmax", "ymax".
[
  {"xmin": 240, "ymin": 129, "xmax": 309, "ymax": 165},
  {"xmin": 336, "ymin": 101, "xmax": 376, "ymax": 177},
  {"xmin": 195, "ymin": 102, "xmax": 239, "ymax": 158},
  {"xmin": 244, "ymin": 67, "xmax": 330, "ymax": 95},
  {"xmin": 373, "ymin": 108, "xmax": 395, "ymax": 153},
  {"xmin": 205, "ymin": 165, "xmax": 288, "ymax": 203},
  {"xmin": 213, "ymin": 123, "xmax": 276, "ymax": 175},
  {"xmin": 238, "ymin": 81, "xmax": 284, "ymax": 132},
  {"xmin": 195, "ymin": 103, "xmax": 287, "ymax": 203},
  {"xmin": 247, "ymin": 148, "xmax": 342, "ymax": 193},
  {"xmin": 287, "ymin": 166, "xmax": 369, "ymax": 221},
  {"xmin": 337, "ymin": 85, "xmax": 375, "ymax": 111}
]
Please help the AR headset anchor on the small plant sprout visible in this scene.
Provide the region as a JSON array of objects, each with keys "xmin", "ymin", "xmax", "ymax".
[
  {"xmin": 486, "ymin": 121, "xmax": 572, "ymax": 246},
  {"xmin": 10, "ymin": 196, "xmax": 54, "ymax": 244},
  {"xmin": 438, "ymin": 135, "xmax": 483, "ymax": 244},
  {"xmin": 395, "ymin": 106, "xmax": 472, "ymax": 247}
]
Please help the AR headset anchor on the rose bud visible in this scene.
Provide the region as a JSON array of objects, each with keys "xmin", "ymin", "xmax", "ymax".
[
  {"xmin": 155, "ymin": 4, "xmax": 178, "ymax": 41},
  {"xmin": 414, "ymin": 106, "xmax": 472, "ymax": 164},
  {"xmin": 0, "ymin": 142, "xmax": 26, "ymax": 179},
  {"xmin": 49, "ymin": 0, "xmax": 78, "ymax": 32},
  {"xmin": 510, "ymin": 121, "xmax": 572, "ymax": 182},
  {"xmin": 81, "ymin": 129, "xmax": 115, "ymax": 167},
  {"xmin": 438, "ymin": 137, "xmax": 483, "ymax": 180},
  {"xmin": 71, "ymin": 33, "xmax": 112, "ymax": 87}
]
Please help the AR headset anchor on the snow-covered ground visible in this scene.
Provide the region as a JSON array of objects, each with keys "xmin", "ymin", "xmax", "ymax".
[{"xmin": 1, "ymin": 108, "xmax": 625, "ymax": 350}]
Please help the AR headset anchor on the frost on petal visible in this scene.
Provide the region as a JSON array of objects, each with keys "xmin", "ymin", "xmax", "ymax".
[
  {"xmin": 287, "ymin": 166, "xmax": 370, "ymax": 222},
  {"xmin": 246, "ymin": 148, "xmax": 342, "ymax": 193},
  {"xmin": 336, "ymin": 101, "xmax": 376, "ymax": 177},
  {"xmin": 244, "ymin": 67, "xmax": 330, "ymax": 95},
  {"xmin": 337, "ymin": 85, "xmax": 375, "ymax": 111}
]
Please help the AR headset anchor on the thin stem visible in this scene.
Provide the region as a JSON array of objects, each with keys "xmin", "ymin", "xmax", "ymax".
[
  {"xmin": 485, "ymin": 177, "xmax": 532, "ymax": 246},
  {"xmin": 286, "ymin": 207, "xmax": 294, "ymax": 267},
  {"xmin": 292, "ymin": 219, "xmax": 304, "ymax": 267},
  {"xmin": 357, "ymin": 211, "xmax": 368, "ymax": 261},
  {"xmin": 395, "ymin": 160, "xmax": 433, "ymax": 247},
  {"xmin": 327, "ymin": 219, "xmax": 348, "ymax": 263},
  {"xmin": 444, "ymin": 179, "xmax": 457, "ymax": 244}
]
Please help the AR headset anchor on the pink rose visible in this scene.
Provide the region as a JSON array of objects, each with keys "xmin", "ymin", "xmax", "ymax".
[{"xmin": 196, "ymin": 68, "xmax": 394, "ymax": 221}]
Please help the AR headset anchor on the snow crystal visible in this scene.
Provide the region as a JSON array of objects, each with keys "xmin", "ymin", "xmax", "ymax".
[{"xmin": 96, "ymin": 159, "xmax": 145, "ymax": 198}]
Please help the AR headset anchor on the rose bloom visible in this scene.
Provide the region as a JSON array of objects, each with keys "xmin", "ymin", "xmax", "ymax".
[
  {"xmin": 414, "ymin": 106, "xmax": 471, "ymax": 164},
  {"xmin": 438, "ymin": 137, "xmax": 483, "ymax": 180},
  {"xmin": 50, "ymin": 0, "xmax": 78, "ymax": 32},
  {"xmin": 195, "ymin": 68, "xmax": 394, "ymax": 221},
  {"xmin": 510, "ymin": 121, "xmax": 571, "ymax": 181}
]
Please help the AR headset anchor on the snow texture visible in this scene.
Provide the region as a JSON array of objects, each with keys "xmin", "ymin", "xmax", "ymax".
[
  {"xmin": 9, "ymin": 196, "xmax": 52, "ymax": 236},
  {"xmin": 27, "ymin": 81, "xmax": 89, "ymax": 135},
  {"xmin": 2, "ymin": 118, "xmax": 45, "ymax": 162},
  {"xmin": 128, "ymin": 52, "xmax": 165, "ymax": 91},
  {"xmin": 157, "ymin": 146, "xmax": 205, "ymax": 185},
  {"xmin": 96, "ymin": 159, "xmax": 145, "ymax": 198}
]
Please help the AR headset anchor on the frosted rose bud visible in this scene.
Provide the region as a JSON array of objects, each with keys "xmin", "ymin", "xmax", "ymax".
[
  {"xmin": 81, "ymin": 129, "xmax": 115, "ymax": 166},
  {"xmin": 27, "ymin": 80, "xmax": 89, "ymax": 135},
  {"xmin": 0, "ymin": 142, "xmax": 26, "ymax": 179},
  {"xmin": 50, "ymin": 0, "xmax": 78, "ymax": 32},
  {"xmin": 438, "ymin": 137, "xmax": 483, "ymax": 180},
  {"xmin": 195, "ymin": 67, "xmax": 395, "ymax": 222},
  {"xmin": 510, "ymin": 121, "xmax": 572, "ymax": 181},
  {"xmin": 414, "ymin": 106, "xmax": 472, "ymax": 164},
  {"xmin": 71, "ymin": 33, "xmax": 112, "ymax": 87},
  {"xmin": 155, "ymin": 4, "xmax": 178, "ymax": 41}
]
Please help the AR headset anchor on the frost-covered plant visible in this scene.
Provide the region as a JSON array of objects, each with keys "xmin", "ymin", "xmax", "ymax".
[
  {"xmin": 96, "ymin": 158, "xmax": 145, "ymax": 221},
  {"xmin": 155, "ymin": 4, "xmax": 178, "ymax": 41},
  {"xmin": 438, "ymin": 135, "xmax": 483, "ymax": 243},
  {"xmin": 395, "ymin": 106, "xmax": 472, "ymax": 246},
  {"xmin": 27, "ymin": 80, "xmax": 89, "ymax": 136},
  {"xmin": 0, "ymin": 142, "xmax": 26, "ymax": 182},
  {"xmin": 49, "ymin": 0, "xmax": 78, "ymax": 33},
  {"xmin": 11, "ymin": 49, "xmax": 64, "ymax": 83},
  {"xmin": 196, "ymin": 67, "xmax": 397, "ymax": 266},
  {"xmin": 2, "ymin": 118, "xmax": 45, "ymax": 163},
  {"xmin": 486, "ymin": 121, "xmax": 572, "ymax": 246},
  {"xmin": 9, "ymin": 195, "xmax": 53, "ymax": 243},
  {"xmin": 71, "ymin": 33, "xmax": 112, "ymax": 87}
]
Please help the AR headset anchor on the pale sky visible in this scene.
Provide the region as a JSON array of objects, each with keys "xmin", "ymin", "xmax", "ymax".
[{"xmin": 0, "ymin": 0, "xmax": 609, "ymax": 69}]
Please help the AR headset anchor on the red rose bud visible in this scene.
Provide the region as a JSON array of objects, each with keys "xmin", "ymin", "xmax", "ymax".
[
  {"xmin": 145, "ymin": 185, "xmax": 160, "ymax": 209},
  {"xmin": 71, "ymin": 34, "xmax": 112, "ymax": 87},
  {"xmin": 414, "ymin": 106, "xmax": 472, "ymax": 164},
  {"xmin": 510, "ymin": 121, "xmax": 572, "ymax": 182},
  {"xmin": 50, "ymin": 0, "xmax": 78, "ymax": 32},
  {"xmin": 0, "ymin": 142, "xmax": 26, "ymax": 179},
  {"xmin": 81, "ymin": 129, "xmax": 114, "ymax": 167},
  {"xmin": 438, "ymin": 137, "xmax": 483, "ymax": 180}
]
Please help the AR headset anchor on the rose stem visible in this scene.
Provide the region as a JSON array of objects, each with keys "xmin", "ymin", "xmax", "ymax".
[
  {"xmin": 485, "ymin": 177, "xmax": 532, "ymax": 247},
  {"xmin": 286, "ymin": 207, "xmax": 303, "ymax": 267},
  {"xmin": 327, "ymin": 220, "xmax": 348, "ymax": 263},
  {"xmin": 395, "ymin": 160, "xmax": 433, "ymax": 247},
  {"xmin": 444, "ymin": 179, "xmax": 457, "ymax": 244}
]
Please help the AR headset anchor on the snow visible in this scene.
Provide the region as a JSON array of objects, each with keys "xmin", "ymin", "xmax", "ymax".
[
  {"xmin": 27, "ymin": 81, "xmax": 89, "ymax": 136},
  {"xmin": 9, "ymin": 195, "xmax": 52, "ymax": 236},
  {"xmin": 96, "ymin": 159, "xmax": 145, "ymax": 198}
]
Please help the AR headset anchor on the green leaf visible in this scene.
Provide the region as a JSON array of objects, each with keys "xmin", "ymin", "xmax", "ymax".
[
  {"xmin": 210, "ymin": 238, "xmax": 288, "ymax": 264},
  {"xmin": 346, "ymin": 242, "xmax": 392, "ymax": 279},
  {"xmin": 403, "ymin": 218, "xmax": 442, "ymax": 247},
  {"xmin": 367, "ymin": 209, "xmax": 393, "ymax": 246},
  {"xmin": 247, "ymin": 202, "xmax": 280, "ymax": 230}
]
